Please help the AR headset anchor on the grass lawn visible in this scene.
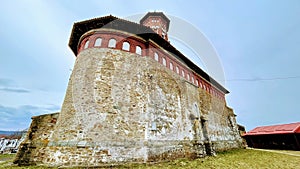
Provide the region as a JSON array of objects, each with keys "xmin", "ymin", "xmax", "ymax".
[{"xmin": 0, "ymin": 149, "xmax": 299, "ymax": 169}]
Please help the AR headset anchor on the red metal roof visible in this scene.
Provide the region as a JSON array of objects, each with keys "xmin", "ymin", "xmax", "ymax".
[{"xmin": 244, "ymin": 122, "xmax": 300, "ymax": 136}]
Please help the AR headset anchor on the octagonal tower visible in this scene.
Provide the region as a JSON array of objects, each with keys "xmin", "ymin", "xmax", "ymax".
[{"xmin": 140, "ymin": 12, "xmax": 170, "ymax": 41}]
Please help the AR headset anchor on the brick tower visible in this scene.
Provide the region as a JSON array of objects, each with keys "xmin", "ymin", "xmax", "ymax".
[{"xmin": 140, "ymin": 12, "xmax": 170, "ymax": 41}]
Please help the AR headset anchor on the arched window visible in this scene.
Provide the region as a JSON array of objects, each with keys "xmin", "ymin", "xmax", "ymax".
[
  {"xmin": 169, "ymin": 62, "xmax": 173, "ymax": 70},
  {"xmin": 136, "ymin": 46, "xmax": 142, "ymax": 55},
  {"xmin": 94, "ymin": 38, "xmax": 102, "ymax": 47},
  {"xmin": 84, "ymin": 40, "xmax": 89, "ymax": 49},
  {"xmin": 108, "ymin": 38, "xmax": 116, "ymax": 48},
  {"xmin": 154, "ymin": 52, "xmax": 159, "ymax": 61},
  {"xmin": 176, "ymin": 66, "xmax": 179, "ymax": 74},
  {"xmin": 181, "ymin": 70, "xmax": 185, "ymax": 78},
  {"xmin": 196, "ymin": 79, "xmax": 199, "ymax": 86},
  {"xmin": 122, "ymin": 41, "xmax": 130, "ymax": 51},
  {"xmin": 162, "ymin": 58, "xmax": 166, "ymax": 66},
  {"xmin": 192, "ymin": 77, "xmax": 195, "ymax": 84},
  {"xmin": 187, "ymin": 74, "xmax": 190, "ymax": 81}
]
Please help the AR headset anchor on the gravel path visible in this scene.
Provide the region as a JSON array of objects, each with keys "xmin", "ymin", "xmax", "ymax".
[{"xmin": 249, "ymin": 148, "xmax": 300, "ymax": 157}]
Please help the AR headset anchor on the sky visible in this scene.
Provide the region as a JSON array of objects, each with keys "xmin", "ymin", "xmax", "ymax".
[{"xmin": 0, "ymin": 0, "xmax": 300, "ymax": 131}]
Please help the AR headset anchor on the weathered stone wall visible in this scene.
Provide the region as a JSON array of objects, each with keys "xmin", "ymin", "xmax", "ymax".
[
  {"xmin": 14, "ymin": 113, "xmax": 59, "ymax": 165},
  {"xmin": 15, "ymin": 48, "xmax": 242, "ymax": 167}
]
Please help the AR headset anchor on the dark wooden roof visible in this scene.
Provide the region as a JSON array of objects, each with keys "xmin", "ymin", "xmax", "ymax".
[
  {"xmin": 68, "ymin": 15, "xmax": 155, "ymax": 56},
  {"xmin": 68, "ymin": 15, "xmax": 229, "ymax": 94},
  {"xmin": 139, "ymin": 12, "xmax": 170, "ymax": 31}
]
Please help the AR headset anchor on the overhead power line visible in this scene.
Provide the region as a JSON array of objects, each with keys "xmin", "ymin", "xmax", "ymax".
[{"xmin": 225, "ymin": 76, "xmax": 300, "ymax": 82}]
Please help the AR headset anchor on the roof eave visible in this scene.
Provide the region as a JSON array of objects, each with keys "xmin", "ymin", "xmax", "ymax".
[{"xmin": 67, "ymin": 15, "xmax": 228, "ymax": 94}]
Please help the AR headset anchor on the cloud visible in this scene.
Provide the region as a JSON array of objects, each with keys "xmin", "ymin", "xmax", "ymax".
[
  {"xmin": 0, "ymin": 104, "xmax": 61, "ymax": 131},
  {"xmin": 0, "ymin": 78, "xmax": 14, "ymax": 87},
  {"xmin": 0, "ymin": 78, "xmax": 31, "ymax": 93},
  {"xmin": 0, "ymin": 87, "xmax": 30, "ymax": 93}
]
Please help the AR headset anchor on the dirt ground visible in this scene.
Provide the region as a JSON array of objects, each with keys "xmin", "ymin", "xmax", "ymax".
[{"xmin": 249, "ymin": 148, "xmax": 300, "ymax": 157}]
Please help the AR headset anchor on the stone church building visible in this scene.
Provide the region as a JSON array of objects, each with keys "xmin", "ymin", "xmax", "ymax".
[{"xmin": 14, "ymin": 12, "xmax": 243, "ymax": 167}]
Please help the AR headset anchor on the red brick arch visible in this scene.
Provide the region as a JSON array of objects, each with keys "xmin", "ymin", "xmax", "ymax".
[{"xmin": 77, "ymin": 30, "xmax": 225, "ymax": 101}]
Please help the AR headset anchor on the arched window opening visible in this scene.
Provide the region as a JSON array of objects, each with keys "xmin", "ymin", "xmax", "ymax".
[
  {"xmin": 162, "ymin": 58, "xmax": 167, "ymax": 66},
  {"xmin": 84, "ymin": 40, "xmax": 89, "ymax": 49},
  {"xmin": 136, "ymin": 46, "xmax": 142, "ymax": 55},
  {"xmin": 187, "ymin": 74, "xmax": 190, "ymax": 81},
  {"xmin": 196, "ymin": 79, "xmax": 199, "ymax": 86},
  {"xmin": 176, "ymin": 66, "xmax": 179, "ymax": 74},
  {"xmin": 169, "ymin": 62, "xmax": 173, "ymax": 70},
  {"xmin": 94, "ymin": 38, "xmax": 102, "ymax": 47},
  {"xmin": 192, "ymin": 77, "xmax": 194, "ymax": 84},
  {"xmin": 108, "ymin": 38, "xmax": 116, "ymax": 48},
  {"xmin": 122, "ymin": 41, "xmax": 130, "ymax": 51},
  {"xmin": 154, "ymin": 52, "xmax": 159, "ymax": 61},
  {"xmin": 182, "ymin": 70, "xmax": 185, "ymax": 78}
]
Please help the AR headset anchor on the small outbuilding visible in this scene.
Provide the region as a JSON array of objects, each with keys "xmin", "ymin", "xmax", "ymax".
[{"xmin": 243, "ymin": 122, "xmax": 300, "ymax": 150}]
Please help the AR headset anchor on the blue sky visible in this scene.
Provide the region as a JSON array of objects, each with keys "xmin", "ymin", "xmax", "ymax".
[{"xmin": 1, "ymin": 0, "xmax": 300, "ymax": 131}]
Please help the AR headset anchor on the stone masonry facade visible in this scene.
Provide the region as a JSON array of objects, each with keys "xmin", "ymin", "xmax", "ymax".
[
  {"xmin": 15, "ymin": 48, "xmax": 242, "ymax": 167},
  {"xmin": 14, "ymin": 13, "xmax": 243, "ymax": 167}
]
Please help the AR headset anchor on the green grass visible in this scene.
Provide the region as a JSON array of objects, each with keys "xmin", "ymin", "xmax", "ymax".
[{"xmin": 1, "ymin": 149, "xmax": 299, "ymax": 169}]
